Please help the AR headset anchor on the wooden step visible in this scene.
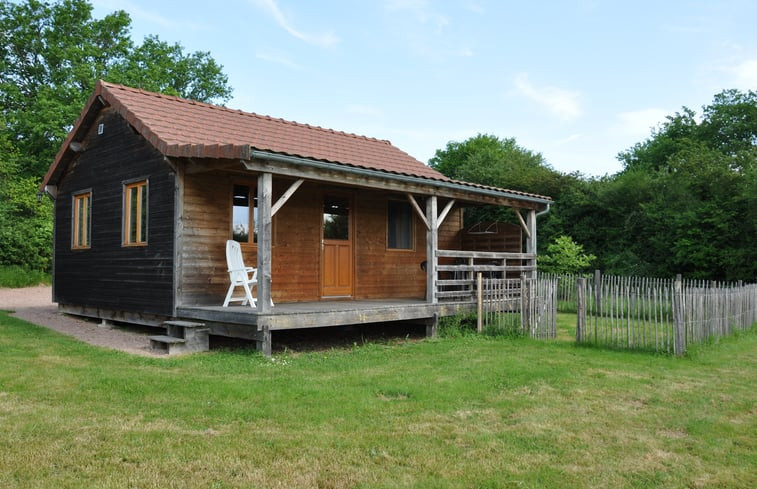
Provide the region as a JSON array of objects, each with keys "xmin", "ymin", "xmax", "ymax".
[
  {"xmin": 149, "ymin": 335, "xmax": 187, "ymax": 355},
  {"xmin": 163, "ymin": 320, "xmax": 206, "ymax": 329},
  {"xmin": 151, "ymin": 320, "xmax": 210, "ymax": 355}
]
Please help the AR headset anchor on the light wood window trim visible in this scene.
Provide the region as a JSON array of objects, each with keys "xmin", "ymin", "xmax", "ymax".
[
  {"xmin": 72, "ymin": 190, "xmax": 91, "ymax": 250},
  {"xmin": 123, "ymin": 179, "xmax": 148, "ymax": 247},
  {"xmin": 386, "ymin": 199, "xmax": 415, "ymax": 251}
]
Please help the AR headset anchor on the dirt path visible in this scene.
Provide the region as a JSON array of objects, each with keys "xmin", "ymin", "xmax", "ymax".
[{"xmin": 0, "ymin": 285, "xmax": 161, "ymax": 357}]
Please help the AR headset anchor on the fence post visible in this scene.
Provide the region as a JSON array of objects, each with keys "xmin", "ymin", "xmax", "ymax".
[
  {"xmin": 593, "ymin": 269, "xmax": 601, "ymax": 314},
  {"xmin": 521, "ymin": 273, "xmax": 531, "ymax": 336},
  {"xmin": 576, "ymin": 277, "xmax": 586, "ymax": 342},
  {"xmin": 673, "ymin": 274, "xmax": 685, "ymax": 356},
  {"xmin": 477, "ymin": 272, "xmax": 483, "ymax": 333}
]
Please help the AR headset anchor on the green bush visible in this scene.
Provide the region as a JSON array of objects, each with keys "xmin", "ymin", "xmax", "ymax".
[
  {"xmin": 0, "ymin": 265, "xmax": 51, "ymax": 288},
  {"xmin": 0, "ymin": 175, "xmax": 53, "ymax": 272},
  {"xmin": 437, "ymin": 313, "xmax": 478, "ymax": 338}
]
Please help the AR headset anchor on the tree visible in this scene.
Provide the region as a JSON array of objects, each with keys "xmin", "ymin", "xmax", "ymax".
[
  {"xmin": 610, "ymin": 89, "xmax": 757, "ymax": 280},
  {"xmin": 428, "ymin": 133, "xmax": 584, "ymax": 252},
  {"xmin": 0, "ymin": 0, "xmax": 233, "ymax": 270},
  {"xmin": 538, "ymin": 235, "xmax": 595, "ymax": 275},
  {"xmin": 1, "ymin": 0, "xmax": 232, "ymax": 179},
  {"xmin": 429, "ymin": 133, "xmax": 558, "ymax": 194},
  {"xmin": 429, "ymin": 90, "xmax": 756, "ymax": 280}
]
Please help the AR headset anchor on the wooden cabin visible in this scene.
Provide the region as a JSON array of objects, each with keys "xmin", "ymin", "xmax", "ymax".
[{"xmin": 40, "ymin": 81, "xmax": 551, "ymax": 353}]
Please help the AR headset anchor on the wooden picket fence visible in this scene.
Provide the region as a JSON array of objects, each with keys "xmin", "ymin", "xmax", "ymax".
[
  {"xmin": 573, "ymin": 272, "xmax": 757, "ymax": 355},
  {"xmin": 475, "ymin": 274, "xmax": 558, "ymax": 339}
]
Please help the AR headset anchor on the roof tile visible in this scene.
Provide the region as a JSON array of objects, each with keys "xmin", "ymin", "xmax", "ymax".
[
  {"xmin": 42, "ymin": 81, "xmax": 550, "ymax": 203},
  {"xmin": 97, "ymin": 81, "xmax": 447, "ymax": 180}
]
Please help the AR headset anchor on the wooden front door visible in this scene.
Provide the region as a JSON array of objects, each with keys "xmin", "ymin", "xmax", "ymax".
[{"xmin": 322, "ymin": 194, "xmax": 353, "ymax": 297}]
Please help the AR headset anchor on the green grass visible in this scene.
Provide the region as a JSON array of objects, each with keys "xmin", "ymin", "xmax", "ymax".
[
  {"xmin": 0, "ymin": 265, "xmax": 51, "ymax": 288},
  {"xmin": 1, "ymin": 311, "xmax": 755, "ymax": 488}
]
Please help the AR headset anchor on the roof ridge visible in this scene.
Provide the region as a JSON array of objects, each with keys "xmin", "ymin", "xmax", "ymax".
[{"xmin": 99, "ymin": 80, "xmax": 392, "ymax": 145}]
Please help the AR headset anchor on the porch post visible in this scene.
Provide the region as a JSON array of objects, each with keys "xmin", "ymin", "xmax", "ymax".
[
  {"xmin": 257, "ymin": 172, "xmax": 273, "ymax": 313},
  {"xmin": 526, "ymin": 209, "xmax": 537, "ymax": 278},
  {"xmin": 426, "ymin": 195, "xmax": 438, "ymax": 303}
]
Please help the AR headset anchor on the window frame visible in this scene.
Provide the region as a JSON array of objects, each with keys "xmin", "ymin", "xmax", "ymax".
[
  {"xmin": 122, "ymin": 179, "xmax": 148, "ymax": 247},
  {"xmin": 71, "ymin": 189, "xmax": 92, "ymax": 250},
  {"xmin": 386, "ymin": 199, "xmax": 415, "ymax": 251}
]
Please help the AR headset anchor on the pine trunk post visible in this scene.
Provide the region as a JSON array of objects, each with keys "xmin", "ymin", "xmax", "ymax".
[
  {"xmin": 477, "ymin": 272, "xmax": 483, "ymax": 333},
  {"xmin": 673, "ymin": 274, "xmax": 685, "ymax": 356},
  {"xmin": 256, "ymin": 172, "xmax": 273, "ymax": 314},
  {"xmin": 593, "ymin": 269, "xmax": 602, "ymax": 315},
  {"xmin": 256, "ymin": 326, "xmax": 272, "ymax": 357},
  {"xmin": 425, "ymin": 196, "xmax": 438, "ymax": 304},
  {"xmin": 520, "ymin": 273, "xmax": 531, "ymax": 336},
  {"xmin": 425, "ymin": 313, "xmax": 438, "ymax": 338},
  {"xmin": 576, "ymin": 277, "xmax": 586, "ymax": 342}
]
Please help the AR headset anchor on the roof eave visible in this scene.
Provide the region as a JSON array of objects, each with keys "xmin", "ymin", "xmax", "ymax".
[
  {"xmin": 246, "ymin": 149, "xmax": 551, "ymax": 209},
  {"xmin": 39, "ymin": 85, "xmax": 109, "ymax": 192}
]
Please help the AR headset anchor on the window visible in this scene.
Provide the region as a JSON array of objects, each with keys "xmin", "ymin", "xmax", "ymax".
[
  {"xmin": 232, "ymin": 184, "xmax": 257, "ymax": 244},
  {"xmin": 72, "ymin": 191, "xmax": 91, "ymax": 249},
  {"xmin": 123, "ymin": 180, "xmax": 147, "ymax": 246},
  {"xmin": 387, "ymin": 200, "xmax": 413, "ymax": 250},
  {"xmin": 323, "ymin": 196, "xmax": 350, "ymax": 240}
]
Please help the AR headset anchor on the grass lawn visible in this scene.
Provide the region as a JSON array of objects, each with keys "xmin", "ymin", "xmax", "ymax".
[{"xmin": 1, "ymin": 311, "xmax": 755, "ymax": 488}]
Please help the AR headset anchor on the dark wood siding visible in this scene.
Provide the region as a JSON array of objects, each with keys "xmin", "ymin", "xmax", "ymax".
[{"xmin": 54, "ymin": 109, "xmax": 175, "ymax": 316}]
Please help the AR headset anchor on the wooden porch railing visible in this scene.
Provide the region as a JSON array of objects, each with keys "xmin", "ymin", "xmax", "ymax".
[{"xmin": 435, "ymin": 250, "xmax": 536, "ymax": 302}]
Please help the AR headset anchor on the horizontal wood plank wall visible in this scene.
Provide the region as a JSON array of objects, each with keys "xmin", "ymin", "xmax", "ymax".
[
  {"xmin": 180, "ymin": 174, "xmax": 465, "ymax": 305},
  {"xmin": 54, "ymin": 109, "xmax": 175, "ymax": 315},
  {"xmin": 181, "ymin": 170, "xmax": 236, "ymax": 305},
  {"xmin": 354, "ymin": 192, "xmax": 425, "ymax": 299}
]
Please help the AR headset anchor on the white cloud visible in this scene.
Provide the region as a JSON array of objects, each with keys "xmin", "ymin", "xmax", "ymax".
[
  {"xmin": 255, "ymin": 50, "xmax": 302, "ymax": 70},
  {"xmin": 345, "ymin": 104, "xmax": 384, "ymax": 117},
  {"xmin": 384, "ymin": 0, "xmax": 449, "ymax": 30},
  {"xmin": 248, "ymin": 0, "xmax": 339, "ymax": 48},
  {"xmin": 513, "ymin": 73, "xmax": 582, "ymax": 121},
  {"xmin": 728, "ymin": 59, "xmax": 757, "ymax": 90},
  {"xmin": 554, "ymin": 133, "xmax": 582, "ymax": 146},
  {"xmin": 615, "ymin": 108, "xmax": 669, "ymax": 138},
  {"xmin": 462, "ymin": 2, "xmax": 484, "ymax": 14},
  {"xmin": 93, "ymin": 0, "xmax": 206, "ymax": 31}
]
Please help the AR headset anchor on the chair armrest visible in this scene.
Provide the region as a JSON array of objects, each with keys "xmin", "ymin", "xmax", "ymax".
[{"xmin": 228, "ymin": 267, "xmax": 256, "ymax": 274}]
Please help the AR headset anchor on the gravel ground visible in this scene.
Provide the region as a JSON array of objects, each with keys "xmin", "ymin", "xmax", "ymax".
[{"xmin": 0, "ymin": 285, "xmax": 161, "ymax": 357}]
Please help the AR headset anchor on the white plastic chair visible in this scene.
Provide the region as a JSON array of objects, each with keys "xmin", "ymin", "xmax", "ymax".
[{"xmin": 223, "ymin": 240, "xmax": 259, "ymax": 308}]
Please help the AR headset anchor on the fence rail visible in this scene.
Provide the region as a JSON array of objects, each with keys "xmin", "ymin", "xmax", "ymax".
[
  {"xmin": 435, "ymin": 250, "xmax": 536, "ymax": 302},
  {"xmin": 573, "ymin": 272, "xmax": 757, "ymax": 355}
]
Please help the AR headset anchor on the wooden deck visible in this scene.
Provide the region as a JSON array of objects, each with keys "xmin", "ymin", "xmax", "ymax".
[{"xmin": 176, "ymin": 299, "xmax": 474, "ymax": 337}]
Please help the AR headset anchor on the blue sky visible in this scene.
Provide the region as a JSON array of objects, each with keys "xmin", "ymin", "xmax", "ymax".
[{"xmin": 91, "ymin": 0, "xmax": 757, "ymax": 176}]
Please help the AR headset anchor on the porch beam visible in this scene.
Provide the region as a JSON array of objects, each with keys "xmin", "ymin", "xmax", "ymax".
[
  {"xmin": 244, "ymin": 156, "xmax": 547, "ymax": 210},
  {"xmin": 437, "ymin": 199, "xmax": 456, "ymax": 227},
  {"xmin": 271, "ymin": 178, "xmax": 304, "ymax": 217},
  {"xmin": 256, "ymin": 172, "xmax": 273, "ymax": 314},
  {"xmin": 406, "ymin": 194, "xmax": 430, "ymax": 230},
  {"xmin": 426, "ymin": 196, "xmax": 438, "ymax": 303},
  {"xmin": 513, "ymin": 208, "xmax": 531, "ymax": 239}
]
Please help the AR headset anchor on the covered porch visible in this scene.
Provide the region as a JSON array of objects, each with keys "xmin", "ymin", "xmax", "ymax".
[{"xmin": 172, "ymin": 151, "xmax": 550, "ymax": 354}]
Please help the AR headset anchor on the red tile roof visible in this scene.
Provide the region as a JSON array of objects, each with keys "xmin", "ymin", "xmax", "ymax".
[
  {"xmin": 42, "ymin": 81, "xmax": 550, "ymax": 203},
  {"xmin": 102, "ymin": 81, "xmax": 447, "ymax": 180}
]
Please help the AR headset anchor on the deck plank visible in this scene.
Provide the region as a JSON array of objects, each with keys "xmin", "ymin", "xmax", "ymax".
[{"xmin": 176, "ymin": 299, "xmax": 473, "ymax": 332}]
